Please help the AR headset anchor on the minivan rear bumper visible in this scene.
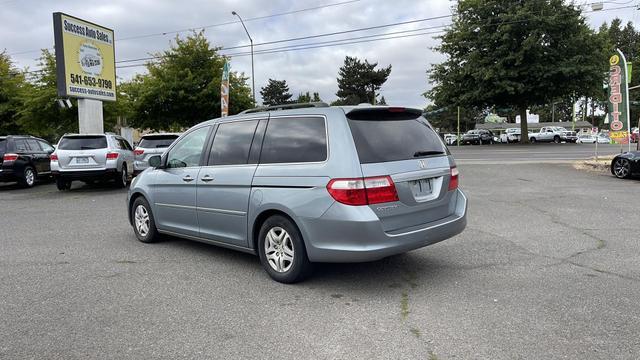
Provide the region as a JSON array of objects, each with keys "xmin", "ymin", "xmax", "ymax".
[{"xmin": 300, "ymin": 189, "xmax": 467, "ymax": 263}]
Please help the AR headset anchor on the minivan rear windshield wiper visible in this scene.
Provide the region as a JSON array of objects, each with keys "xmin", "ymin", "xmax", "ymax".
[{"xmin": 413, "ymin": 150, "xmax": 444, "ymax": 157}]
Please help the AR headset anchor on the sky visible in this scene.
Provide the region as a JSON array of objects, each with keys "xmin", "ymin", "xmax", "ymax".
[{"xmin": 1, "ymin": 0, "xmax": 639, "ymax": 108}]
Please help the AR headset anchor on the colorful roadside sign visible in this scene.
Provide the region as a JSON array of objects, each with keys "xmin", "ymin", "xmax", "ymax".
[
  {"xmin": 53, "ymin": 13, "xmax": 116, "ymax": 101},
  {"xmin": 607, "ymin": 49, "xmax": 631, "ymax": 145},
  {"xmin": 221, "ymin": 61, "xmax": 230, "ymax": 117}
]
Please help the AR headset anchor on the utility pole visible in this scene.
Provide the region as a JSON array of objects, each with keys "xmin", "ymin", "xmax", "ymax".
[
  {"xmin": 457, "ymin": 106, "xmax": 461, "ymax": 147},
  {"xmin": 232, "ymin": 11, "xmax": 255, "ymax": 105}
]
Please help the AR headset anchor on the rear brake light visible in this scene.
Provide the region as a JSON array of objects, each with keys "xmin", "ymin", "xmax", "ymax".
[
  {"xmin": 448, "ymin": 167, "xmax": 459, "ymax": 191},
  {"xmin": 327, "ymin": 175, "xmax": 398, "ymax": 206},
  {"xmin": 388, "ymin": 107, "xmax": 406, "ymax": 112},
  {"xmin": 50, "ymin": 153, "xmax": 58, "ymax": 161},
  {"xmin": 106, "ymin": 152, "xmax": 119, "ymax": 160},
  {"xmin": 134, "ymin": 149, "xmax": 144, "ymax": 155},
  {"xmin": 3, "ymin": 153, "xmax": 18, "ymax": 162}
]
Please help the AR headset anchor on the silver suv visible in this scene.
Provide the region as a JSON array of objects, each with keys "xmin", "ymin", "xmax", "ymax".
[
  {"xmin": 133, "ymin": 133, "xmax": 180, "ymax": 176},
  {"xmin": 51, "ymin": 134, "xmax": 134, "ymax": 190},
  {"xmin": 127, "ymin": 104, "xmax": 467, "ymax": 283}
]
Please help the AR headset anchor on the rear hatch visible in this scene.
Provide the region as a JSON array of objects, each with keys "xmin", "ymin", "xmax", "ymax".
[
  {"xmin": 346, "ymin": 107, "xmax": 456, "ymax": 233},
  {"xmin": 136, "ymin": 135, "xmax": 179, "ymax": 162},
  {"xmin": 56, "ymin": 135, "xmax": 109, "ymax": 169}
]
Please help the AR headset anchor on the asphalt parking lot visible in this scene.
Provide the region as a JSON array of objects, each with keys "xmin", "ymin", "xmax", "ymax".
[{"xmin": 1, "ymin": 150, "xmax": 639, "ymax": 359}]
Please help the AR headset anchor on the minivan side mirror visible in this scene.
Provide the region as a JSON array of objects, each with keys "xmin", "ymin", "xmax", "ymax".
[{"xmin": 148, "ymin": 155, "xmax": 162, "ymax": 168}]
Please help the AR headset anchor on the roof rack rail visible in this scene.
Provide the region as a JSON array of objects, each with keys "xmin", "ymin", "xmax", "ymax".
[{"xmin": 240, "ymin": 102, "xmax": 329, "ymax": 114}]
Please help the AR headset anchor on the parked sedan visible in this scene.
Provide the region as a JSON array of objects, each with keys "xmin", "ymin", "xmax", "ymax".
[
  {"xmin": 461, "ymin": 129, "xmax": 494, "ymax": 145},
  {"xmin": 576, "ymin": 134, "xmax": 610, "ymax": 144},
  {"xmin": 499, "ymin": 128, "xmax": 521, "ymax": 143},
  {"xmin": 611, "ymin": 151, "xmax": 640, "ymax": 179},
  {"xmin": 133, "ymin": 133, "xmax": 180, "ymax": 176},
  {"xmin": 0, "ymin": 135, "xmax": 55, "ymax": 187}
]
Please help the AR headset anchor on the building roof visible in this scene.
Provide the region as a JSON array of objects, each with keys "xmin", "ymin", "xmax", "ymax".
[{"xmin": 475, "ymin": 121, "xmax": 593, "ymax": 131}]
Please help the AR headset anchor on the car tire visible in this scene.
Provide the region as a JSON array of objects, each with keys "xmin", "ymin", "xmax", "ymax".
[
  {"xmin": 258, "ymin": 215, "xmax": 312, "ymax": 284},
  {"xmin": 530, "ymin": 137, "xmax": 536, "ymax": 143},
  {"xmin": 20, "ymin": 166, "xmax": 36, "ymax": 188},
  {"xmin": 115, "ymin": 165, "xmax": 128, "ymax": 188},
  {"xmin": 612, "ymin": 158, "xmax": 632, "ymax": 179},
  {"xmin": 553, "ymin": 136, "xmax": 561, "ymax": 144},
  {"xmin": 132, "ymin": 197, "xmax": 161, "ymax": 243},
  {"xmin": 55, "ymin": 178, "xmax": 71, "ymax": 191}
]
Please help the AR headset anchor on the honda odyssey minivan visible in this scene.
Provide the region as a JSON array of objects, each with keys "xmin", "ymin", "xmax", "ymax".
[{"xmin": 127, "ymin": 104, "xmax": 467, "ymax": 283}]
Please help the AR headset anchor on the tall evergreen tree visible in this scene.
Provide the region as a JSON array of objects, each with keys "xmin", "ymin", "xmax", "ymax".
[
  {"xmin": 334, "ymin": 56, "xmax": 391, "ymax": 105},
  {"xmin": 260, "ymin": 79, "xmax": 292, "ymax": 106}
]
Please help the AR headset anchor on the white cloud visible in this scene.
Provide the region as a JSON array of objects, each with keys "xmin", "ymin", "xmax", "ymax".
[{"xmin": 1, "ymin": 0, "xmax": 637, "ymax": 108}]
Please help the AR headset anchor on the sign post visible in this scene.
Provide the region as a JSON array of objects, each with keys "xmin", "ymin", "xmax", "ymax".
[
  {"xmin": 221, "ymin": 61, "xmax": 230, "ymax": 117},
  {"xmin": 53, "ymin": 13, "xmax": 116, "ymax": 134},
  {"xmin": 607, "ymin": 49, "xmax": 631, "ymax": 152}
]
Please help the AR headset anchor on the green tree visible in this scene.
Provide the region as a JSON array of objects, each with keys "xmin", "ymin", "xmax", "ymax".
[
  {"xmin": 0, "ymin": 52, "xmax": 26, "ymax": 135},
  {"xmin": 334, "ymin": 56, "xmax": 391, "ymax": 105},
  {"xmin": 18, "ymin": 50, "xmax": 78, "ymax": 141},
  {"xmin": 295, "ymin": 91, "xmax": 322, "ymax": 103},
  {"xmin": 129, "ymin": 31, "xmax": 252, "ymax": 131},
  {"xmin": 260, "ymin": 79, "xmax": 292, "ymax": 106},
  {"xmin": 428, "ymin": 0, "xmax": 607, "ymax": 142}
]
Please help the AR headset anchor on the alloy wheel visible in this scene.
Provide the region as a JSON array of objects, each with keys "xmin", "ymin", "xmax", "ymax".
[
  {"xmin": 613, "ymin": 158, "xmax": 630, "ymax": 179},
  {"xmin": 134, "ymin": 205, "xmax": 150, "ymax": 237},
  {"xmin": 24, "ymin": 168, "xmax": 35, "ymax": 186},
  {"xmin": 264, "ymin": 227, "xmax": 294, "ymax": 273}
]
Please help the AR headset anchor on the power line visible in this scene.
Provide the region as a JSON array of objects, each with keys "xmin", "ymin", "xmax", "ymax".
[
  {"xmin": 115, "ymin": 30, "xmax": 447, "ymax": 69},
  {"xmin": 6, "ymin": 0, "xmax": 361, "ymax": 56},
  {"xmin": 115, "ymin": 14, "xmax": 454, "ymax": 64},
  {"xmin": 118, "ymin": 0, "xmax": 361, "ymax": 41}
]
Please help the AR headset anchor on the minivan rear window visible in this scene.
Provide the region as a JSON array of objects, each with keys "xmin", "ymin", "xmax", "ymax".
[
  {"xmin": 58, "ymin": 136, "xmax": 107, "ymax": 150},
  {"xmin": 0, "ymin": 139, "xmax": 6, "ymax": 154},
  {"xmin": 348, "ymin": 117, "xmax": 446, "ymax": 164},
  {"xmin": 139, "ymin": 135, "xmax": 179, "ymax": 148}
]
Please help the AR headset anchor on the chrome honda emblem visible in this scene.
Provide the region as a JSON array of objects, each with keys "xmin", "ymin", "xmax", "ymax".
[{"xmin": 418, "ymin": 160, "xmax": 427, "ymax": 169}]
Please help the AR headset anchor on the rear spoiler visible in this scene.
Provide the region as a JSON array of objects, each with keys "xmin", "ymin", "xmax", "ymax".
[{"xmin": 345, "ymin": 107, "xmax": 423, "ymax": 121}]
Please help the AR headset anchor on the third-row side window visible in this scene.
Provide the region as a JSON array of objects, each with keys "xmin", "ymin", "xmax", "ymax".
[{"xmin": 260, "ymin": 117, "xmax": 327, "ymax": 164}]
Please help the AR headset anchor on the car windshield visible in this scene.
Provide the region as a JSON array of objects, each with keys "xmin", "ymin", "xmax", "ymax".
[
  {"xmin": 58, "ymin": 136, "xmax": 108, "ymax": 150},
  {"xmin": 139, "ymin": 135, "xmax": 179, "ymax": 148}
]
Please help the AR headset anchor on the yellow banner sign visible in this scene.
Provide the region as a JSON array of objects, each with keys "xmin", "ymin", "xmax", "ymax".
[{"xmin": 53, "ymin": 13, "xmax": 116, "ymax": 101}]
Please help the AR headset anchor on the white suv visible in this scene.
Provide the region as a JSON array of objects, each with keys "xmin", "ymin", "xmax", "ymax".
[{"xmin": 51, "ymin": 134, "xmax": 134, "ymax": 190}]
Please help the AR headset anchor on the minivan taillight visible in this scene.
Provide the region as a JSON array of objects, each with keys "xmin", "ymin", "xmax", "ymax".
[
  {"xmin": 106, "ymin": 152, "xmax": 119, "ymax": 160},
  {"xmin": 3, "ymin": 153, "xmax": 18, "ymax": 162},
  {"xmin": 448, "ymin": 167, "xmax": 459, "ymax": 191},
  {"xmin": 327, "ymin": 176, "xmax": 399, "ymax": 206},
  {"xmin": 50, "ymin": 153, "xmax": 58, "ymax": 161},
  {"xmin": 134, "ymin": 149, "xmax": 144, "ymax": 156}
]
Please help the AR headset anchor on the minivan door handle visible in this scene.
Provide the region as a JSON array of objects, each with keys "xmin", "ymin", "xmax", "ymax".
[
  {"xmin": 201, "ymin": 175, "xmax": 214, "ymax": 182},
  {"xmin": 182, "ymin": 175, "xmax": 195, "ymax": 182}
]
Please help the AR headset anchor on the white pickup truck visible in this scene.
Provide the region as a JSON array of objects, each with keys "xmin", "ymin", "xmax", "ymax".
[{"xmin": 529, "ymin": 126, "xmax": 578, "ymax": 143}]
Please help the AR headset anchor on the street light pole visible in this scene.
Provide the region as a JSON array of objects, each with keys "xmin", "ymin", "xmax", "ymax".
[{"xmin": 232, "ymin": 11, "xmax": 255, "ymax": 105}]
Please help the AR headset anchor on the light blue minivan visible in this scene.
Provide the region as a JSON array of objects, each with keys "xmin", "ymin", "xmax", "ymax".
[{"xmin": 127, "ymin": 103, "xmax": 467, "ymax": 283}]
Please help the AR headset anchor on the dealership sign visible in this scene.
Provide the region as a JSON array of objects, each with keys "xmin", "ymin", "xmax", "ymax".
[
  {"xmin": 53, "ymin": 13, "xmax": 116, "ymax": 101},
  {"xmin": 221, "ymin": 61, "xmax": 230, "ymax": 117},
  {"xmin": 607, "ymin": 50, "xmax": 630, "ymax": 144}
]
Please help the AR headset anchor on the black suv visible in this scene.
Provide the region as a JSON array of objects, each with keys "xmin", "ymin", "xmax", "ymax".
[{"xmin": 0, "ymin": 135, "xmax": 55, "ymax": 187}]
